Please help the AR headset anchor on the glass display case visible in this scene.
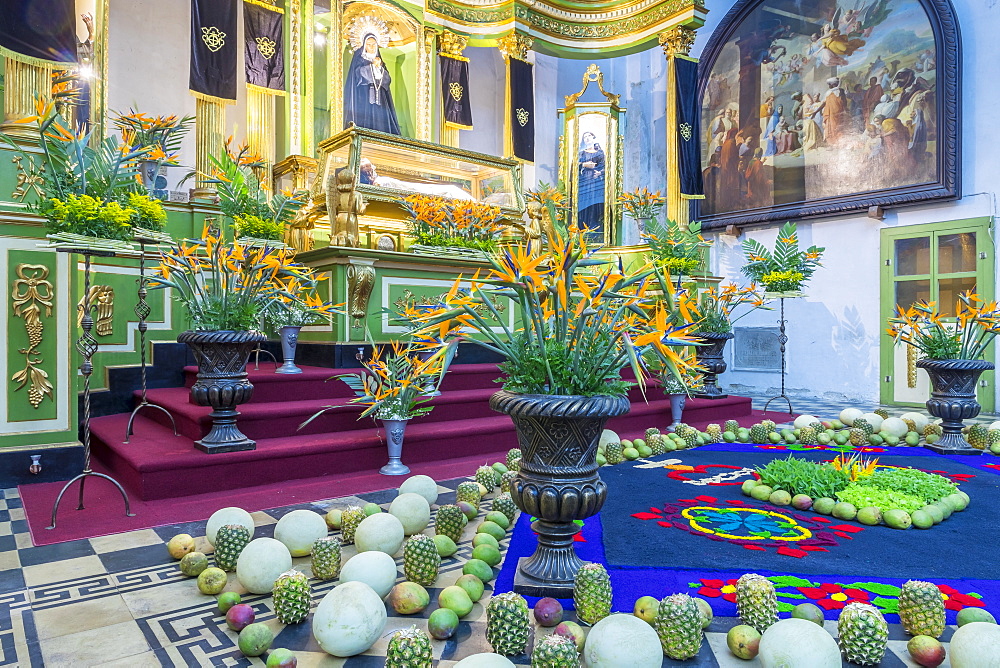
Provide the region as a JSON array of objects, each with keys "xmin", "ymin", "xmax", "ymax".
[{"xmin": 315, "ymin": 126, "xmax": 525, "ymax": 218}]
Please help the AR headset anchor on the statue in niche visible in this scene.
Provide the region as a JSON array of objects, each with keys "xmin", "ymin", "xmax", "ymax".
[
  {"xmin": 343, "ymin": 17, "xmax": 401, "ymax": 135},
  {"xmin": 577, "ymin": 131, "xmax": 605, "ymax": 238}
]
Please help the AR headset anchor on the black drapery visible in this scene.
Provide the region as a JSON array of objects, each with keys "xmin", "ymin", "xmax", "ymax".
[
  {"xmin": 0, "ymin": 0, "xmax": 76, "ymax": 65},
  {"xmin": 343, "ymin": 35, "xmax": 401, "ymax": 135},
  {"xmin": 440, "ymin": 54, "xmax": 472, "ymax": 130},
  {"xmin": 244, "ymin": 1, "xmax": 285, "ymax": 92},
  {"xmin": 509, "ymin": 58, "xmax": 534, "ymax": 162},
  {"xmin": 190, "ymin": 0, "xmax": 238, "ymax": 102},
  {"xmin": 675, "ymin": 56, "xmax": 705, "ymax": 199}
]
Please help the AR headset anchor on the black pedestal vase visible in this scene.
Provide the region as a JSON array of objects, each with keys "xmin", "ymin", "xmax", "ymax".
[
  {"xmin": 490, "ymin": 391, "xmax": 630, "ymax": 598},
  {"xmin": 178, "ymin": 330, "xmax": 266, "ymax": 453},
  {"xmin": 694, "ymin": 331, "xmax": 734, "ymax": 399},
  {"xmin": 917, "ymin": 358, "xmax": 994, "ymax": 455}
]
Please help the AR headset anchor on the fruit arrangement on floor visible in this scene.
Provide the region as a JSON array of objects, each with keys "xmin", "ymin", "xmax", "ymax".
[{"xmin": 741, "ymin": 453, "xmax": 971, "ymax": 530}]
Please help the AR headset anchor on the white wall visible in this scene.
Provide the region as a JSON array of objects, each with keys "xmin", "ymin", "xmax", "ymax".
[{"xmin": 692, "ymin": 0, "xmax": 1000, "ymax": 404}]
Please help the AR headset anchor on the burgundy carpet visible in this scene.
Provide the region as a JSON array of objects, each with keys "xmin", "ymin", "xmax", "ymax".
[{"xmin": 18, "ymin": 450, "xmax": 511, "ymax": 547}]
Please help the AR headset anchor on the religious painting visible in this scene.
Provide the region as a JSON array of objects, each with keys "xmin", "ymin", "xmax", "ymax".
[{"xmin": 697, "ymin": 0, "xmax": 960, "ymax": 229}]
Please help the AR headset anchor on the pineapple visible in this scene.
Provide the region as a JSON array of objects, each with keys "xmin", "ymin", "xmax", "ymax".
[
  {"xmin": 849, "ymin": 428, "xmax": 867, "ymax": 447},
  {"xmin": 272, "ymin": 569, "xmax": 311, "ymax": 624},
  {"xmin": 574, "ymin": 563, "xmax": 612, "ymax": 626},
  {"xmin": 311, "ymin": 537, "xmax": 342, "ymax": 580},
  {"xmin": 456, "ymin": 481, "xmax": 482, "ymax": 507},
  {"xmin": 648, "ymin": 433, "xmax": 666, "ymax": 456},
  {"xmin": 903, "ymin": 418, "xmax": 917, "ymax": 433},
  {"xmin": 705, "ymin": 424, "xmax": 722, "ymax": 441},
  {"xmin": 386, "ymin": 626, "xmax": 433, "ymax": 668},
  {"xmin": 735, "ymin": 573, "xmax": 778, "ymax": 633},
  {"xmin": 403, "ymin": 534, "xmax": 441, "ymax": 586},
  {"xmin": 493, "ymin": 493, "xmax": 518, "ymax": 523},
  {"xmin": 724, "ymin": 419, "xmax": 740, "ymax": 434},
  {"xmin": 898, "ymin": 580, "xmax": 945, "ymax": 638},
  {"xmin": 924, "ymin": 423, "xmax": 943, "ymax": 438},
  {"xmin": 874, "ymin": 408, "xmax": 889, "ymax": 419},
  {"xmin": 967, "ymin": 423, "xmax": 989, "ymax": 449},
  {"xmin": 749, "ymin": 423, "xmax": 769, "ymax": 444},
  {"xmin": 809, "ymin": 421, "xmax": 825, "ymax": 433},
  {"xmin": 531, "ymin": 633, "xmax": 579, "ymax": 667},
  {"xmin": 645, "ymin": 427, "xmax": 661, "ymax": 440},
  {"xmin": 434, "ymin": 504, "xmax": 465, "ymax": 543},
  {"xmin": 799, "ymin": 426, "xmax": 817, "ymax": 446},
  {"xmin": 854, "ymin": 418, "xmax": 874, "ymax": 437},
  {"xmin": 681, "ymin": 430, "xmax": 699, "ymax": 449},
  {"xmin": 476, "ymin": 465, "xmax": 498, "ymax": 492},
  {"xmin": 604, "ymin": 442, "xmax": 624, "ymax": 465},
  {"xmin": 214, "ymin": 524, "xmax": 251, "ymax": 572},
  {"xmin": 507, "ymin": 448, "xmax": 523, "ymax": 471},
  {"xmin": 675, "ymin": 423, "xmax": 693, "ymax": 436},
  {"xmin": 760, "ymin": 419, "xmax": 776, "ymax": 432},
  {"xmin": 988, "ymin": 429, "xmax": 1000, "ymax": 453},
  {"xmin": 340, "ymin": 505, "xmax": 366, "ymax": 544},
  {"xmin": 838, "ymin": 602, "xmax": 888, "ymax": 666},
  {"xmin": 654, "ymin": 594, "xmax": 703, "ymax": 660},
  {"xmin": 499, "ymin": 470, "xmax": 517, "ymax": 494},
  {"xmin": 486, "ymin": 591, "xmax": 530, "ymax": 655}
]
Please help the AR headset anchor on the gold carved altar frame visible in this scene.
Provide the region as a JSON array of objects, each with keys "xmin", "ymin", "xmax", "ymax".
[{"xmin": 558, "ymin": 65, "xmax": 625, "ymax": 246}]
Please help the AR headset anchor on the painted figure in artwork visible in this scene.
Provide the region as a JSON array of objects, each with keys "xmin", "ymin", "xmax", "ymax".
[
  {"xmin": 577, "ymin": 131, "xmax": 605, "ymax": 238},
  {"xmin": 344, "ymin": 34, "xmax": 401, "ymax": 135}
]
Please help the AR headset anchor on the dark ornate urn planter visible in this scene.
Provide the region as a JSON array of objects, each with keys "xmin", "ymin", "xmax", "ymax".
[
  {"xmin": 178, "ymin": 330, "xmax": 266, "ymax": 454},
  {"xmin": 490, "ymin": 390, "xmax": 630, "ymax": 598},
  {"xmin": 917, "ymin": 358, "xmax": 995, "ymax": 455},
  {"xmin": 694, "ymin": 331, "xmax": 734, "ymax": 399}
]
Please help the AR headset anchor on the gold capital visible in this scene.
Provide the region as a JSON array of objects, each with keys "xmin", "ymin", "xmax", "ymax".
[
  {"xmin": 659, "ymin": 25, "xmax": 697, "ymax": 57},
  {"xmin": 439, "ymin": 30, "xmax": 469, "ymax": 58},
  {"xmin": 498, "ymin": 32, "xmax": 533, "ymax": 62}
]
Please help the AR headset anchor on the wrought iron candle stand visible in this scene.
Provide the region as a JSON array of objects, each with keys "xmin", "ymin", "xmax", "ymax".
[
  {"xmin": 125, "ymin": 232, "xmax": 177, "ymax": 442},
  {"xmin": 763, "ymin": 297, "xmax": 794, "ymax": 415},
  {"xmin": 49, "ymin": 249, "xmax": 135, "ymax": 529}
]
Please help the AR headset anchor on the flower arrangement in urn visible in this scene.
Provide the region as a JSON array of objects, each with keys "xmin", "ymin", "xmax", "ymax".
[
  {"xmin": 401, "ymin": 194, "xmax": 504, "ymax": 253},
  {"xmin": 641, "ymin": 218, "xmax": 712, "ymax": 277},
  {"xmin": 741, "ymin": 221, "xmax": 824, "ymax": 294},
  {"xmin": 3, "ymin": 97, "xmax": 167, "ymax": 243},
  {"xmin": 680, "ymin": 282, "xmax": 768, "ymax": 335},
  {"xmin": 398, "ymin": 224, "xmax": 701, "ymax": 594},
  {"xmin": 886, "ymin": 291, "xmax": 999, "ymax": 455},
  {"xmin": 618, "ymin": 187, "xmax": 666, "ymax": 232}
]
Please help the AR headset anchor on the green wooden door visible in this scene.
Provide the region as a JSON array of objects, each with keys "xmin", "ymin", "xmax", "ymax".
[{"xmin": 880, "ymin": 218, "xmax": 995, "ymax": 410}]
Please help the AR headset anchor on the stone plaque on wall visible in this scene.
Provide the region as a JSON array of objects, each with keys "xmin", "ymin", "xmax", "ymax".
[{"xmin": 733, "ymin": 327, "xmax": 781, "ymax": 371}]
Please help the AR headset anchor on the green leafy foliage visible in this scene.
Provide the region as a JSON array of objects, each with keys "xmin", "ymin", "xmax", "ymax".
[
  {"xmin": 642, "ymin": 219, "xmax": 710, "ymax": 276},
  {"xmin": 741, "ymin": 222, "xmax": 824, "ymax": 292},
  {"xmin": 498, "ymin": 333, "xmax": 632, "ymax": 397},
  {"xmin": 234, "ymin": 214, "xmax": 284, "ymax": 241},
  {"xmin": 755, "ymin": 456, "xmax": 849, "ymax": 498},
  {"xmin": 835, "ymin": 483, "xmax": 925, "ymax": 513},
  {"xmin": 852, "ymin": 467, "xmax": 957, "ymax": 503},
  {"xmin": 207, "ymin": 143, "xmax": 306, "ymax": 233}
]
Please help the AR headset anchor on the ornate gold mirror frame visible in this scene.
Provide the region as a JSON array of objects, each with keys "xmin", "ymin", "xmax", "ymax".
[{"xmin": 558, "ymin": 65, "xmax": 625, "ymax": 246}]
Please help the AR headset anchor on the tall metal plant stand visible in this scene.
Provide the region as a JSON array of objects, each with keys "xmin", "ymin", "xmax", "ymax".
[
  {"xmin": 125, "ymin": 235, "xmax": 177, "ymax": 442},
  {"xmin": 763, "ymin": 297, "xmax": 794, "ymax": 415},
  {"xmin": 49, "ymin": 249, "xmax": 135, "ymax": 529}
]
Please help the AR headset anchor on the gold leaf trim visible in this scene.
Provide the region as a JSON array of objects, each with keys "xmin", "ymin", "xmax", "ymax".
[{"xmin": 10, "ymin": 264, "xmax": 54, "ymax": 408}]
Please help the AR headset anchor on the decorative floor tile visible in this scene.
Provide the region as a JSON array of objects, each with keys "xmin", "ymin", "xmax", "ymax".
[
  {"xmin": 32, "ymin": 592, "xmax": 134, "ymax": 640},
  {"xmin": 90, "ymin": 529, "xmax": 164, "ymax": 554},
  {"xmin": 21, "ymin": 554, "xmax": 106, "ymax": 588},
  {"xmin": 38, "ymin": 619, "xmax": 150, "ymax": 666}
]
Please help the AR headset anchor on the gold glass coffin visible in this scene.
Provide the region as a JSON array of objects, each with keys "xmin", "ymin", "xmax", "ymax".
[{"xmin": 307, "ymin": 127, "xmax": 525, "ymax": 250}]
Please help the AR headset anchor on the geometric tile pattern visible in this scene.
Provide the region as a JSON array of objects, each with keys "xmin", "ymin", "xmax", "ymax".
[{"xmin": 0, "ymin": 476, "xmax": 975, "ymax": 666}]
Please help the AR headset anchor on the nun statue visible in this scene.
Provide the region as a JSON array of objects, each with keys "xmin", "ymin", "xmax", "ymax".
[
  {"xmin": 343, "ymin": 32, "xmax": 401, "ymax": 135},
  {"xmin": 577, "ymin": 131, "xmax": 606, "ymax": 239}
]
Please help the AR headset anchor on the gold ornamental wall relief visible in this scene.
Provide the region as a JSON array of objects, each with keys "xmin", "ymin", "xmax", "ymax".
[
  {"xmin": 76, "ymin": 285, "xmax": 114, "ymax": 336},
  {"xmin": 11, "ymin": 264, "xmax": 55, "ymax": 408}
]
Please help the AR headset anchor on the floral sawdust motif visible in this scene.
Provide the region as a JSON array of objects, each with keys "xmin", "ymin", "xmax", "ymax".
[
  {"xmin": 632, "ymin": 495, "xmax": 863, "ymax": 558},
  {"xmin": 691, "ymin": 574, "xmax": 986, "ymax": 616}
]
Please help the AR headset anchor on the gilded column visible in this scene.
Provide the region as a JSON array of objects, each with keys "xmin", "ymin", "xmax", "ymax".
[
  {"xmin": 1, "ymin": 58, "xmax": 52, "ymax": 133},
  {"xmin": 330, "ymin": 0, "xmax": 343, "ymax": 135},
  {"xmin": 247, "ymin": 88, "xmax": 276, "ymax": 176},
  {"xmin": 416, "ymin": 27, "xmax": 439, "ymax": 142},
  {"xmin": 194, "ymin": 97, "xmax": 227, "ymax": 197},
  {"xmin": 497, "ymin": 32, "xmax": 533, "ymax": 159},
  {"xmin": 289, "ymin": 0, "xmax": 303, "ymax": 154},
  {"xmin": 438, "ymin": 30, "xmax": 468, "ymax": 148},
  {"xmin": 301, "ymin": 0, "xmax": 314, "ymax": 154},
  {"xmin": 659, "ymin": 26, "xmax": 697, "ymax": 230}
]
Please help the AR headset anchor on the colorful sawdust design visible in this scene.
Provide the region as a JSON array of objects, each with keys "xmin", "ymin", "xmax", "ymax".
[
  {"xmin": 632, "ymin": 495, "xmax": 865, "ymax": 558},
  {"xmin": 691, "ymin": 575, "xmax": 986, "ymax": 614}
]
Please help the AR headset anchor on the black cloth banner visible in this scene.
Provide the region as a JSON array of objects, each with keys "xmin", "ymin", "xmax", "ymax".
[
  {"xmin": 0, "ymin": 0, "xmax": 76, "ymax": 65},
  {"xmin": 244, "ymin": 1, "xmax": 285, "ymax": 93},
  {"xmin": 190, "ymin": 0, "xmax": 238, "ymax": 102},
  {"xmin": 509, "ymin": 58, "xmax": 534, "ymax": 162},
  {"xmin": 440, "ymin": 55, "xmax": 472, "ymax": 130},
  {"xmin": 675, "ymin": 56, "xmax": 704, "ymax": 199}
]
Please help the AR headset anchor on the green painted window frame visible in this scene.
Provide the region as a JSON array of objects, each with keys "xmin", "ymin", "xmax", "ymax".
[{"xmin": 879, "ymin": 217, "xmax": 996, "ymax": 411}]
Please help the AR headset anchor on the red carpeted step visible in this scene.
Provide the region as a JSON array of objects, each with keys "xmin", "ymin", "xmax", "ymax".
[{"xmin": 90, "ymin": 411, "xmax": 522, "ymax": 500}]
